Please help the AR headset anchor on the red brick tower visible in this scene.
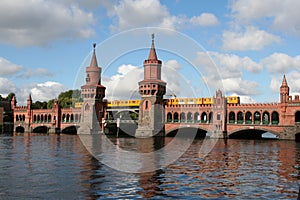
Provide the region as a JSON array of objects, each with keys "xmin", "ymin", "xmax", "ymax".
[
  {"xmin": 25, "ymin": 94, "xmax": 32, "ymax": 126},
  {"xmin": 78, "ymin": 43, "xmax": 106, "ymax": 134},
  {"xmin": 211, "ymin": 89, "xmax": 227, "ymax": 138},
  {"xmin": 280, "ymin": 74, "xmax": 289, "ymax": 103},
  {"xmin": 135, "ymin": 34, "xmax": 166, "ymax": 137}
]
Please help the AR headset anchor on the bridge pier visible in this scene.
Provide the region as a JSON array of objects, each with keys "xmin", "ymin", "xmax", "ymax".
[{"xmin": 209, "ymin": 130, "xmax": 227, "ymax": 139}]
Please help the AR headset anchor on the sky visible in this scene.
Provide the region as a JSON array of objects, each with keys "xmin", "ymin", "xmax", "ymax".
[{"xmin": 1, "ymin": 0, "xmax": 300, "ymax": 105}]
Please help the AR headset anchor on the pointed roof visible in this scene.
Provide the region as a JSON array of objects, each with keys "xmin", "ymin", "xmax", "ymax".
[
  {"xmin": 28, "ymin": 93, "xmax": 32, "ymax": 101},
  {"xmin": 147, "ymin": 33, "xmax": 158, "ymax": 60},
  {"xmin": 90, "ymin": 43, "xmax": 98, "ymax": 68},
  {"xmin": 282, "ymin": 74, "xmax": 288, "ymax": 87}
]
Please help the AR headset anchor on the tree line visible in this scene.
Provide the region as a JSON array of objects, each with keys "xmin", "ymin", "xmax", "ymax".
[{"xmin": 1, "ymin": 90, "xmax": 82, "ymax": 109}]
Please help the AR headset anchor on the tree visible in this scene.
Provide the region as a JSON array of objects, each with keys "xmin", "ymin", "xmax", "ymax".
[
  {"xmin": 6, "ymin": 92, "xmax": 15, "ymax": 101},
  {"xmin": 32, "ymin": 101, "xmax": 47, "ymax": 109}
]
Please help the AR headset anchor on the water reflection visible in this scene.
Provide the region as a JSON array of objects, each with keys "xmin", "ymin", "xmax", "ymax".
[{"xmin": 0, "ymin": 134, "xmax": 299, "ymax": 199}]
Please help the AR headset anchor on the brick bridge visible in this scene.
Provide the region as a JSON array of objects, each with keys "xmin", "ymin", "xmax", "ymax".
[
  {"xmin": 10, "ymin": 37, "xmax": 300, "ymax": 140},
  {"xmin": 11, "ymin": 96, "xmax": 81, "ymax": 134}
]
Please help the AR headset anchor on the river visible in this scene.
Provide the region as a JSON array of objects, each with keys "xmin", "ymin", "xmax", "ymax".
[{"xmin": 0, "ymin": 133, "xmax": 299, "ymax": 199}]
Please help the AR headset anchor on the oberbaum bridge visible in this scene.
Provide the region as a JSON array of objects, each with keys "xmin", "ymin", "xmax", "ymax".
[{"xmin": 11, "ymin": 35, "xmax": 300, "ymax": 140}]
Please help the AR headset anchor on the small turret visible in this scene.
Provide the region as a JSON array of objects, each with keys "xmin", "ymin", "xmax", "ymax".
[{"xmin": 280, "ymin": 74, "xmax": 289, "ymax": 103}]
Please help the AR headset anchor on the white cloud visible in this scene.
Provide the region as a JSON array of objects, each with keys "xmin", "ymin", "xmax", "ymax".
[
  {"xmin": 0, "ymin": 57, "xmax": 23, "ymax": 76},
  {"xmin": 195, "ymin": 51, "xmax": 262, "ymax": 75},
  {"xmin": 222, "ymin": 26, "xmax": 280, "ymax": 51},
  {"xmin": 109, "ymin": 0, "xmax": 176, "ymax": 31},
  {"xmin": 103, "ymin": 64, "xmax": 143, "ymax": 100},
  {"xmin": 230, "ymin": 0, "xmax": 300, "ymax": 37},
  {"xmin": 103, "ymin": 60, "xmax": 191, "ymax": 99},
  {"xmin": 270, "ymin": 72, "xmax": 300, "ymax": 94},
  {"xmin": 194, "ymin": 51, "xmax": 261, "ymax": 96},
  {"xmin": 0, "ymin": 0, "xmax": 95, "ymax": 46},
  {"xmin": 261, "ymin": 53, "xmax": 300, "ymax": 74},
  {"xmin": 190, "ymin": 13, "xmax": 219, "ymax": 26},
  {"xmin": 0, "ymin": 77, "xmax": 16, "ymax": 96},
  {"xmin": 18, "ymin": 68, "xmax": 54, "ymax": 79},
  {"xmin": 30, "ymin": 81, "xmax": 66, "ymax": 102}
]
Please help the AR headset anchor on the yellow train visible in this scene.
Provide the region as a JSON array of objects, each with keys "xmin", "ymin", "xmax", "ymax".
[
  {"xmin": 107, "ymin": 100, "xmax": 140, "ymax": 108},
  {"xmin": 104, "ymin": 96, "xmax": 240, "ymax": 108}
]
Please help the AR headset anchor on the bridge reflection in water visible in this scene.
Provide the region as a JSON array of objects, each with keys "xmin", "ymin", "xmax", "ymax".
[{"xmin": 1, "ymin": 133, "xmax": 299, "ymax": 198}]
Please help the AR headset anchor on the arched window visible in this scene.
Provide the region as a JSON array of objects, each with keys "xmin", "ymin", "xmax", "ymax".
[
  {"xmin": 201, "ymin": 112, "xmax": 207, "ymax": 123},
  {"xmin": 66, "ymin": 114, "xmax": 70, "ymax": 122},
  {"xmin": 71, "ymin": 114, "xmax": 74, "ymax": 122},
  {"xmin": 75, "ymin": 114, "xmax": 79, "ymax": 122},
  {"xmin": 48, "ymin": 114, "xmax": 51, "ymax": 122},
  {"xmin": 209, "ymin": 112, "xmax": 213, "ymax": 123},
  {"xmin": 174, "ymin": 112, "xmax": 179, "ymax": 123},
  {"xmin": 262, "ymin": 111, "xmax": 270, "ymax": 125},
  {"xmin": 37, "ymin": 115, "xmax": 40, "ymax": 123},
  {"xmin": 22, "ymin": 114, "xmax": 25, "ymax": 121},
  {"xmin": 245, "ymin": 111, "xmax": 252, "ymax": 124},
  {"xmin": 180, "ymin": 112, "xmax": 186, "ymax": 123},
  {"xmin": 187, "ymin": 112, "xmax": 192, "ymax": 123},
  {"xmin": 229, "ymin": 112, "xmax": 235, "ymax": 123},
  {"xmin": 41, "ymin": 115, "xmax": 44, "ymax": 122},
  {"xmin": 33, "ymin": 115, "xmax": 37, "ymax": 123},
  {"xmin": 167, "ymin": 112, "xmax": 172, "ymax": 123},
  {"xmin": 295, "ymin": 111, "xmax": 300, "ymax": 123},
  {"xmin": 85, "ymin": 103, "xmax": 90, "ymax": 111},
  {"xmin": 271, "ymin": 111, "xmax": 279, "ymax": 125},
  {"xmin": 16, "ymin": 115, "xmax": 19, "ymax": 121},
  {"xmin": 194, "ymin": 112, "xmax": 200, "ymax": 123},
  {"xmin": 237, "ymin": 111, "xmax": 243, "ymax": 124},
  {"xmin": 254, "ymin": 111, "xmax": 261, "ymax": 124},
  {"xmin": 145, "ymin": 101, "xmax": 148, "ymax": 110},
  {"xmin": 62, "ymin": 114, "xmax": 66, "ymax": 122}
]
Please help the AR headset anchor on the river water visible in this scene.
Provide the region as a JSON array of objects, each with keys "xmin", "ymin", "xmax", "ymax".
[{"xmin": 0, "ymin": 133, "xmax": 299, "ymax": 199}]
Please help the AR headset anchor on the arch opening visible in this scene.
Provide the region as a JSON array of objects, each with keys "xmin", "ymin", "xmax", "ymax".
[
  {"xmin": 15, "ymin": 126, "xmax": 25, "ymax": 133},
  {"xmin": 295, "ymin": 132, "xmax": 300, "ymax": 142},
  {"xmin": 167, "ymin": 127, "xmax": 207, "ymax": 138},
  {"xmin": 295, "ymin": 111, "xmax": 300, "ymax": 123},
  {"xmin": 115, "ymin": 110, "xmax": 139, "ymax": 120},
  {"xmin": 229, "ymin": 129, "xmax": 278, "ymax": 140},
  {"xmin": 61, "ymin": 126, "xmax": 78, "ymax": 135},
  {"xmin": 32, "ymin": 126, "xmax": 49, "ymax": 134}
]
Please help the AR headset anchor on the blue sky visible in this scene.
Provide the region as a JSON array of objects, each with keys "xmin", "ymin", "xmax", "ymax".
[{"xmin": 1, "ymin": 0, "xmax": 300, "ymax": 105}]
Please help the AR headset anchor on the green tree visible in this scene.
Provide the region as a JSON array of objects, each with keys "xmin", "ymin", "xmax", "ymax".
[
  {"xmin": 32, "ymin": 101, "xmax": 47, "ymax": 109},
  {"xmin": 47, "ymin": 99, "xmax": 55, "ymax": 109},
  {"xmin": 6, "ymin": 92, "xmax": 15, "ymax": 101}
]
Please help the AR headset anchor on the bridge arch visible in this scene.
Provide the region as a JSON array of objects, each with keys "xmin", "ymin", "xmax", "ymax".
[
  {"xmin": 61, "ymin": 125, "xmax": 79, "ymax": 134},
  {"xmin": 166, "ymin": 126, "xmax": 208, "ymax": 138},
  {"xmin": 115, "ymin": 110, "xmax": 139, "ymax": 120},
  {"xmin": 229, "ymin": 127, "xmax": 279, "ymax": 139},
  {"xmin": 15, "ymin": 126, "xmax": 25, "ymax": 133},
  {"xmin": 295, "ymin": 111, "xmax": 300, "ymax": 123},
  {"xmin": 32, "ymin": 126, "xmax": 49, "ymax": 133}
]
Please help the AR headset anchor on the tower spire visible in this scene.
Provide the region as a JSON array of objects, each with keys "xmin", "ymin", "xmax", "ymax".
[
  {"xmin": 90, "ymin": 43, "xmax": 98, "ymax": 68},
  {"xmin": 147, "ymin": 33, "xmax": 158, "ymax": 61},
  {"xmin": 282, "ymin": 74, "xmax": 288, "ymax": 86}
]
